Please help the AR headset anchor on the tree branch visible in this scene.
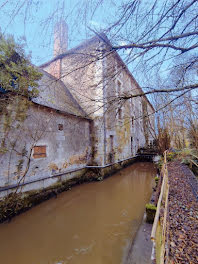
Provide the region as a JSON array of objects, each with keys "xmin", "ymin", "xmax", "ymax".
[
  {"xmin": 121, "ymin": 83, "xmax": 198, "ymax": 100},
  {"xmin": 112, "ymin": 32, "xmax": 198, "ymax": 53}
]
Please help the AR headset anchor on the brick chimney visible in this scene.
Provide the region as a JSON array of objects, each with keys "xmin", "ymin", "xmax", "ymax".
[{"xmin": 53, "ymin": 20, "xmax": 68, "ymax": 57}]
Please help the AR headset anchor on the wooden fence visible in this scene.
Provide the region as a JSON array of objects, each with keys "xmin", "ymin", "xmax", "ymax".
[
  {"xmin": 189, "ymin": 153, "xmax": 198, "ymax": 168},
  {"xmin": 151, "ymin": 150, "xmax": 169, "ymax": 264}
]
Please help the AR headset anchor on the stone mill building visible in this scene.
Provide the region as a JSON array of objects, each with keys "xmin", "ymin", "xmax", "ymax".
[{"xmin": 0, "ymin": 21, "xmax": 155, "ymax": 196}]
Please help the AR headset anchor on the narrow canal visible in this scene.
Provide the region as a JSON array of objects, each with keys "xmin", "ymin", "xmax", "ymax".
[{"xmin": 0, "ymin": 162, "xmax": 156, "ymax": 264}]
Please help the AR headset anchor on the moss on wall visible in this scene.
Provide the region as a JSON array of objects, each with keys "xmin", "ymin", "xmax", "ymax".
[
  {"xmin": 0, "ymin": 156, "xmax": 146, "ymax": 223},
  {"xmin": 0, "ymin": 170, "xmax": 91, "ymax": 223},
  {"xmin": 145, "ymin": 203, "xmax": 156, "ymax": 223}
]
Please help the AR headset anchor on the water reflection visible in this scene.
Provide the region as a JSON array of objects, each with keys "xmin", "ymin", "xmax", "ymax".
[{"xmin": 0, "ymin": 162, "xmax": 156, "ymax": 264}]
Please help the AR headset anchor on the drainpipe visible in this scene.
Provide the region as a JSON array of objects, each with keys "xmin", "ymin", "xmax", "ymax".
[
  {"xmin": 0, "ymin": 155, "xmax": 153, "ymax": 192},
  {"xmin": 102, "ymin": 45, "xmax": 107, "ymax": 166},
  {"xmin": 60, "ymin": 58, "xmax": 62, "ymax": 80},
  {"xmin": 86, "ymin": 156, "xmax": 136, "ymax": 168}
]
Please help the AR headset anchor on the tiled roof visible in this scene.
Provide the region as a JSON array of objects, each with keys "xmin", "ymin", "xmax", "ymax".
[{"xmin": 33, "ymin": 69, "xmax": 90, "ymax": 119}]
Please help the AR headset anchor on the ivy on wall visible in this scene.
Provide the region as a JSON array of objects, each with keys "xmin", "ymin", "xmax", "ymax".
[
  {"xmin": 0, "ymin": 33, "xmax": 42, "ymax": 154},
  {"xmin": 0, "ymin": 33, "xmax": 42, "ymax": 96}
]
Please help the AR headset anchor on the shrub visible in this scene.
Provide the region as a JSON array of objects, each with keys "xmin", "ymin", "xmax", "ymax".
[
  {"xmin": 157, "ymin": 158, "xmax": 163, "ymax": 170},
  {"xmin": 166, "ymin": 152, "xmax": 176, "ymax": 161}
]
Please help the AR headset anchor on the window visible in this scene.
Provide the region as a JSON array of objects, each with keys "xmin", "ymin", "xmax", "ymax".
[
  {"xmin": 109, "ymin": 135, "xmax": 114, "ymax": 163},
  {"xmin": 117, "ymin": 80, "xmax": 121, "ymax": 95},
  {"xmin": 110, "ymin": 135, "xmax": 114, "ymax": 152},
  {"xmin": 132, "ymin": 116, "xmax": 134, "ymax": 126},
  {"xmin": 118, "ymin": 108, "xmax": 122, "ymax": 120},
  {"xmin": 131, "ymin": 98, "xmax": 134, "ymax": 110},
  {"xmin": 33, "ymin": 146, "xmax": 47, "ymax": 159},
  {"xmin": 58, "ymin": 124, "xmax": 63, "ymax": 131},
  {"xmin": 137, "ymin": 139, "xmax": 139, "ymax": 150},
  {"xmin": 131, "ymin": 137, "xmax": 133, "ymax": 154}
]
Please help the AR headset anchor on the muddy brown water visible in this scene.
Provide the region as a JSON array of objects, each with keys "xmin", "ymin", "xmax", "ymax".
[{"xmin": 0, "ymin": 162, "xmax": 156, "ymax": 264}]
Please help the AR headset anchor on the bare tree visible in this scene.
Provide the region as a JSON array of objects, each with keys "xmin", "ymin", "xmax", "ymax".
[
  {"xmin": 1, "ymin": 1, "xmax": 197, "ymax": 79},
  {"xmin": 0, "ymin": 0, "xmax": 198, "ymax": 150}
]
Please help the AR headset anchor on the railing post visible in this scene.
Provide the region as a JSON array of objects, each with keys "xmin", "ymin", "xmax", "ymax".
[
  {"xmin": 164, "ymin": 150, "xmax": 167, "ymax": 165},
  {"xmin": 151, "ymin": 150, "xmax": 169, "ymax": 264}
]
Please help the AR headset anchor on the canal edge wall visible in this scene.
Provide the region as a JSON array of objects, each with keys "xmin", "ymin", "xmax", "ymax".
[{"xmin": 0, "ymin": 156, "xmax": 153, "ymax": 223}]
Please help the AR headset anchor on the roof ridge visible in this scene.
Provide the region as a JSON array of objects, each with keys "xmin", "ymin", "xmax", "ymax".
[
  {"xmin": 40, "ymin": 34, "xmax": 109, "ymax": 68},
  {"xmin": 36, "ymin": 68, "xmax": 89, "ymax": 118}
]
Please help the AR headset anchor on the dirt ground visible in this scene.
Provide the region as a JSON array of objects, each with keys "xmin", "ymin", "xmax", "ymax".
[{"xmin": 168, "ymin": 161, "xmax": 198, "ymax": 264}]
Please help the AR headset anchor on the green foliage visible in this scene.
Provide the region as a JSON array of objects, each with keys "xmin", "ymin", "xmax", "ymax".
[
  {"xmin": 178, "ymin": 148, "xmax": 195, "ymax": 157},
  {"xmin": 0, "ymin": 33, "xmax": 42, "ymax": 97},
  {"xmin": 176, "ymin": 148, "xmax": 195, "ymax": 162},
  {"xmin": 0, "ymin": 146, "xmax": 8, "ymax": 154},
  {"xmin": 0, "ymin": 34, "xmax": 42, "ymax": 155},
  {"xmin": 146, "ymin": 203, "xmax": 157, "ymax": 211},
  {"xmin": 15, "ymin": 97, "xmax": 29, "ymax": 122},
  {"xmin": 167, "ymin": 152, "xmax": 176, "ymax": 161},
  {"xmin": 157, "ymin": 157, "xmax": 164, "ymax": 170},
  {"xmin": 155, "ymin": 176, "xmax": 159, "ymax": 184},
  {"xmin": 176, "ymin": 149, "xmax": 198, "ymax": 170}
]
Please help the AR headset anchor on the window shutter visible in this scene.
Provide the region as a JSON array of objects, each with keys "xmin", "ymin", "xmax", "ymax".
[{"xmin": 33, "ymin": 146, "xmax": 47, "ymax": 158}]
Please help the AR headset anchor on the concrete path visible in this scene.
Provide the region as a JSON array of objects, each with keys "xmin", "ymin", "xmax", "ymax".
[{"xmin": 123, "ymin": 214, "xmax": 152, "ymax": 264}]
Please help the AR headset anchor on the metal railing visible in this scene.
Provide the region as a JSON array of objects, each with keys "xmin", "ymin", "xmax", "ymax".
[{"xmin": 151, "ymin": 150, "xmax": 169, "ymax": 264}]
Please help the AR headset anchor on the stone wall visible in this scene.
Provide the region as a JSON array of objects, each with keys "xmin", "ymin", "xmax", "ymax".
[
  {"xmin": 0, "ymin": 102, "xmax": 91, "ymax": 194},
  {"xmin": 102, "ymin": 50, "xmax": 150, "ymax": 163},
  {"xmin": 42, "ymin": 37, "xmax": 104, "ymax": 119},
  {"xmin": 41, "ymin": 36, "xmax": 155, "ymax": 166}
]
